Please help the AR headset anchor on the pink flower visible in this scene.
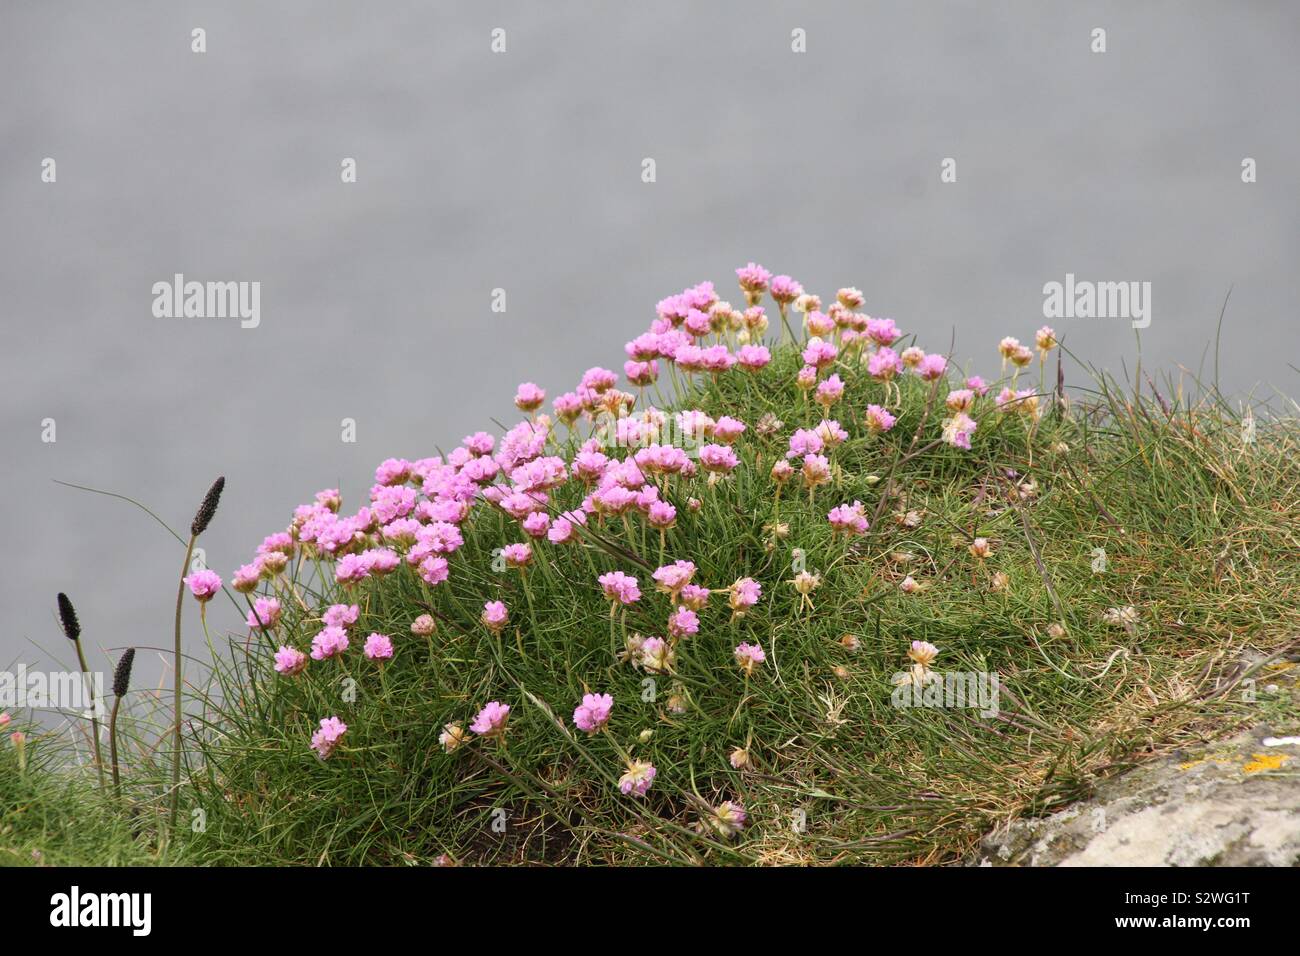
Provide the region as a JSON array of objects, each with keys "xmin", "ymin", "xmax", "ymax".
[
  {"xmin": 624, "ymin": 359, "xmax": 659, "ymax": 386},
  {"xmin": 816, "ymin": 374, "xmax": 845, "ymax": 406},
  {"xmin": 680, "ymin": 583, "xmax": 710, "ymax": 610},
  {"xmin": 966, "ymin": 375, "xmax": 989, "ymax": 396},
  {"xmin": 274, "ymin": 646, "xmax": 308, "ymax": 676},
  {"xmin": 501, "ymin": 542, "xmax": 533, "ymax": 568},
  {"xmin": 735, "ymin": 642, "xmax": 766, "ymax": 675},
  {"xmin": 619, "ymin": 759, "xmax": 657, "ymax": 797},
  {"xmin": 709, "ymin": 801, "xmax": 748, "ymax": 838},
  {"xmin": 418, "ymin": 555, "xmax": 450, "ymax": 586},
  {"xmin": 582, "ymin": 366, "xmax": 618, "ymax": 393},
  {"xmin": 916, "ymin": 353, "xmax": 948, "ymax": 381},
  {"xmin": 514, "ymin": 382, "xmax": 546, "ymax": 412},
  {"xmin": 806, "ymin": 310, "xmax": 835, "ymax": 337},
  {"xmin": 310, "ymin": 716, "xmax": 347, "ymax": 760},
  {"xmin": 786, "ymin": 428, "xmax": 824, "ymax": 459},
  {"xmin": 668, "ymin": 605, "xmax": 700, "ymax": 638},
  {"xmin": 522, "ymin": 511, "xmax": 551, "ymax": 539},
  {"xmin": 699, "ymin": 444, "xmax": 739, "ymax": 474},
  {"xmin": 729, "ymin": 577, "xmax": 761, "ymax": 614},
  {"xmin": 827, "ymin": 501, "xmax": 869, "ymax": 536},
  {"xmin": 769, "ymin": 275, "xmax": 803, "ymax": 304},
  {"xmin": 322, "ymin": 603, "xmax": 359, "ymax": 629},
  {"xmin": 185, "ymin": 569, "xmax": 222, "ymax": 603},
  {"xmin": 801, "ymin": 454, "xmax": 831, "ymax": 489},
  {"xmin": 712, "ymin": 416, "xmax": 746, "ymax": 444},
  {"xmin": 482, "ymin": 600, "xmax": 509, "ymax": 633},
  {"xmin": 946, "ymin": 389, "xmax": 975, "ymax": 412},
  {"xmin": 868, "ymin": 347, "xmax": 903, "ymax": 381},
  {"xmin": 735, "ymin": 262, "xmax": 772, "ymax": 294},
  {"xmin": 232, "ymin": 562, "xmax": 262, "ymax": 593},
  {"xmin": 573, "ymin": 692, "xmax": 614, "ymax": 733},
  {"xmin": 647, "ymin": 501, "xmax": 677, "ymax": 530},
  {"xmin": 548, "ymin": 510, "xmax": 587, "ymax": 544},
  {"xmin": 653, "ymin": 560, "xmax": 696, "ymax": 595},
  {"xmin": 553, "ymin": 391, "xmax": 584, "ymax": 423},
  {"xmin": 802, "ymin": 338, "xmax": 837, "ymax": 369},
  {"xmin": 865, "ymin": 404, "xmax": 896, "ymax": 433},
  {"xmin": 470, "ymin": 700, "xmax": 510, "ymax": 737},
  {"xmin": 363, "ymin": 632, "xmax": 394, "ymax": 660},
  {"xmin": 374, "ymin": 458, "xmax": 411, "ymax": 486},
  {"xmin": 942, "ymin": 412, "xmax": 978, "ymax": 450},
  {"xmin": 335, "ymin": 553, "xmax": 372, "ymax": 584},
  {"xmin": 599, "ymin": 570, "xmax": 642, "ymax": 605},
  {"xmin": 310, "ymin": 626, "xmax": 349, "ymax": 660},
  {"xmin": 867, "ymin": 317, "xmax": 901, "ymax": 346},
  {"xmin": 737, "ymin": 345, "xmax": 772, "ymax": 371},
  {"xmin": 246, "ymin": 597, "xmax": 281, "ymax": 631}
]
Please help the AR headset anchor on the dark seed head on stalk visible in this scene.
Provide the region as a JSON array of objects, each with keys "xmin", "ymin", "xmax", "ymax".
[
  {"xmin": 112, "ymin": 647, "xmax": 136, "ymax": 697},
  {"xmin": 191, "ymin": 476, "xmax": 226, "ymax": 536},
  {"xmin": 56, "ymin": 592, "xmax": 80, "ymax": 641}
]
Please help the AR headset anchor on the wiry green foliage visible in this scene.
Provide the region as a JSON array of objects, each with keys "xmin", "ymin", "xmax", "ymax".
[{"xmin": 167, "ymin": 344, "xmax": 1300, "ymax": 866}]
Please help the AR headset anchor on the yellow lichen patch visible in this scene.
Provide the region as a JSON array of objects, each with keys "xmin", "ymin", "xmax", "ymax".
[{"xmin": 1242, "ymin": 753, "xmax": 1290, "ymax": 774}]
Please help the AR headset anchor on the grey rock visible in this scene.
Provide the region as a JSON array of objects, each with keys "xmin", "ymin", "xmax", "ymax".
[{"xmin": 977, "ymin": 729, "xmax": 1300, "ymax": 866}]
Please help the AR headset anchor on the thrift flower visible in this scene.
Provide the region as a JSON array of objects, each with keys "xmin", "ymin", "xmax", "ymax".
[
  {"xmin": 573, "ymin": 693, "xmax": 614, "ymax": 733},
  {"xmin": 865, "ymin": 404, "xmax": 896, "ymax": 433},
  {"xmin": 411, "ymin": 614, "xmax": 437, "ymax": 637},
  {"xmin": 470, "ymin": 701, "xmax": 510, "ymax": 737},
  {"xmin": 734, "ymin": 642, "xmax": 766, "ymax": 675},
  {"xmin": 325, "ymin": 600, "xmax": 361, "ymax": 632},
  {"xmin": 311, "ymin": 626, "xmax": 349, "ymax": 660},
  {"xmin": 185, "ymin": 569, "xmax": 222, "ymax": 602},
  {"xmin": 514, "ymin": 382, "xmax": 546, "ymax": 412},
  {"xmin": 916, "ymin": 353, "xmax": 948, "ymax": 381},
  {"xmin": 708, "ymin": 801, "xmax": 747, "ymax": 838},
  {"xmin": 828, "ymin": 501, "xmax": 869, "ymax": 536},
  {"xmin": 439, "ymin": 723, "xmax": 467, "ymax": 753},
  {"xmin": 364, "ymin": 633, "xmax": 394, "ymax": 661},
  {"xmin": 728, "ymin": 577, "xmax": 761, "ymax": 616},
  {"xmin": 501, "ymin": 542, "xmax": 533, "ymax": 568},
  {"xmin": 482, "ymin": 601, "xmax": 509, "ymax": 633},
  {"xmin": 668, "ymin": 605, "xmax": 700, "ymax": 639},
  {"xmin": 599, "ymin": 570, "xmax": 642, "ymax": 606},
  {"xmin": 246, "ymin": 597, "xmax": 281, "ymax": 631},
  {"xmin": 619, "ymin": 759, "xmax": 657, "ymax": 797},
  {"xmin": 653, "ymin": 560, "xmax": 696, "ymax": 597},
  {"xmin": 639, "ymin": 636, "xmax": 676, "ymax": 673},
  {"xmin": 310, "ymin": 716, "xmax": 347, "ymax": 760},
  {"xmin": 273, "ymin": 646, "xmax": 308, "ymax": 676},
  {"xmin": 942, "ymin": 412, "xmax": 978, "ymax": 450}
]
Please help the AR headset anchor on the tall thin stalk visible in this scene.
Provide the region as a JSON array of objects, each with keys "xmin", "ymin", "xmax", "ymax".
[
  {"xmin": 171, "ymin": 477, "xmax": 224, "ymax": 828},
  {"xmin": 110, "ymin": 647, "xmax": 135, "ymax": 799},
  {"xmin": 57, "ymin": 593, "xmax": 104, "ymax": 789}
]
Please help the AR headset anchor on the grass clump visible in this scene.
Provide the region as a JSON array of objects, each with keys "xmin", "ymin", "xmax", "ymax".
[
  {"xmin": 0, "ymin": 722, "xmax": 170, "ymax": 866},
  {"xmin": 164, "ymin": 269, "xmax": 1299, "ymax": 866},
  {"xmin": 10, "ymin": 267, "xmax": 1298, "ymax": 867}
]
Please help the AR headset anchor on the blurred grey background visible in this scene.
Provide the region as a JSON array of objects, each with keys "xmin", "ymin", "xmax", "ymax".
[{"xmin": 2, "ymin": 1, "xmax": 1297, "ymax": 706}]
